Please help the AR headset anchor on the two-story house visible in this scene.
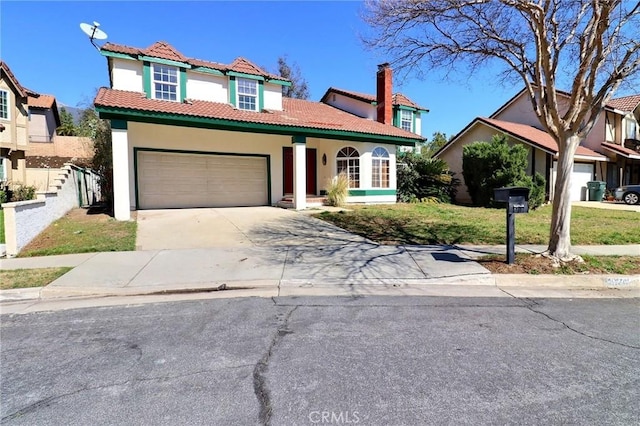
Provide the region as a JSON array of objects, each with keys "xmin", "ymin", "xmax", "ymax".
[
  {"xmin": 94, "ymin": 41, "xmax": 423, "ymax": 220},
  {"xmin": 27, "ymin": 90, "xmax": 60, "ymax": 143},
  {"xmin": 435, "ymin": 87, "xmax": 639, "ymax": 203},
  {"xmin": 0, "ymin": 61, "xmax": 29, "ymax": 186}
]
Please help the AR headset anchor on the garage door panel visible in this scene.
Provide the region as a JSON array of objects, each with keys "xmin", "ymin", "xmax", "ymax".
[{"xmin": 137, "ymin": 151, "xmax": 268, "ymax": 209}]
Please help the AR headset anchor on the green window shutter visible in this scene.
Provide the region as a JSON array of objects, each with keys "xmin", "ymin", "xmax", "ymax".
[
  {"xmin": 229, "ymin": 76, "xmax": 237, "ymax": 107},
  {"xmin": 180, "ymin": 68, "xmax": 187, "ymax": 102},
  {"xmin": 143, "ymin": 61, "xmax": 151, "ymax": 99},
  {"xmin": 258, "ymin": 80, "xmax": 264, "ymax": 111}
]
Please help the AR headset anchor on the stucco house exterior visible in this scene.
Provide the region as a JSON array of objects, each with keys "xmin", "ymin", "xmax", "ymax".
[
  {"xmin": 27, "ymin": 90, "xmax": 60, "ymax": 143},
  {"xmin": 94, "ymin": 41, "xmax": 424, "ymax": 220},
  {"xmin": 435, "ymin": 87, "xmax": 639, "ymax": 203},
  {"xmin": 0, "ymin": 61, "xmax": 29, "ymax": 186}
]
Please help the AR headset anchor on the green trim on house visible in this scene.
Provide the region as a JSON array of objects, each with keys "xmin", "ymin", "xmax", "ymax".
[
  {"xmin": 142, "ymin": 62, "xmax": 151, "ymax": 98},
  {"xmin": 291, "ymin": 135, "xmax": 306, "ymax": 144},
  {"xmin": 110, "ymin": 119, "xmax": 128, "ymax": 130},
  {"xmin": 180, "ymin": 68, "xmax": 187, "ymax": 102},
  {"xmin": 96, "ymin": 106, "xmax": 421, "ymax": 146},
  {"xmin": 101, "ymin": 51, "xmax": 137, "ymax": 61},
  {"xmin": 265, "ymin": 79, "xmax": 292, "ymax": 87},
  {"xmin": 348, "ymin": 189, "xmax": 396, "ymax": 196},
  {"xmin": 258, "ymin": 80, "xmax": 264, "ymax": 111},
  {"xmin": 397, "ymin": 105, "xmax": 417, "ymax": 111},
  {"xmin": 229, "ymin": 76, "xmax": 237, "ymax": 107},
  {"xmin": 139, "ymin": 55, "xmax": 192, "ymax": 69},
  {"xmin": 191, "ymin": 66, "xmax": 225, "ymax": 76},
  {"xmin": 412, "ymin": 112, "xmax": 417, "ymax": 134},
  {"xmin": 393, "ymin": 108, "xmax": 400, "ymax": 127},
  {"xmin": 227, "ymin": 71, "xmax": 265, "ymax": 81},
  {"xmin": 133, "ymin": 147, "xmax": 272, "ymax": 209}
]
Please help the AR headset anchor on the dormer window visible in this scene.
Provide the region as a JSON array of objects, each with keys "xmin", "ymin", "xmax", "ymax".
[
  {"xmin": 153, "ymin": 64, "xmax": 179, "ymax": 101},
  {"xmin": 400, "ymin": 110, "xmax": 413, "ymax": 132},
  {"xmin": 237, "ymin": 78, "xmax": 258, "ymax": 111}
]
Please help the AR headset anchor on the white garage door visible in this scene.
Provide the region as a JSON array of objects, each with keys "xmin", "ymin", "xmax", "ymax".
[
  {"xmin": 137, "ymin": 151, "xmax": 268, "ymax": 209},
  {"xmin": 571, "ymin": 163, "xmax": 594, "ymax": 201}
]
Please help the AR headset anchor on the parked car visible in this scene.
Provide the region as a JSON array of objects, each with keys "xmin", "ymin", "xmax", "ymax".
[{"xmin": 614, "ymin": 185, "xmax": 640, "ymax": 205}]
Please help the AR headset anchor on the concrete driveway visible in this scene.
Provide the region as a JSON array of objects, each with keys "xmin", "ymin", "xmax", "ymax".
[{"xmin": 135, "ymin": 207, "xmax": 368, "ymax": 250}]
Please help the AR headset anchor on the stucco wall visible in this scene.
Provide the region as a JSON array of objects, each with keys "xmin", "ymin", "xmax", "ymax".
[
  {"xmin": 111, "ymin": 58, "xmax": 144, "ymax": 92},
  {"xmin": 263, "ymin": 83, "xmax": 283, "ymax": 111},
  {"xmin": 27, "ymin": 136, "xmax": 94, "ymax": 158},
  {"xmin": 325, "ymin": 93, "xmax": 376, "ymax": 119},
  {"xmin": 186, "ymin": 71, "xmax": 227, "ymax": 103},
  {"xmin": 3, "ymin": 165, "xmax": 80, "ymax": 257},
  {"xmin": 123, "ymin": 122, "xmax": 398, "ymax": 209}
]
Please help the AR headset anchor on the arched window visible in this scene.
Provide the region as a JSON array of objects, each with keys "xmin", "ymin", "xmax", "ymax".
[
  {"xmin": 336, "ymin": 147, "xmax": 360, "ymax": 188},
  {"xmin": 372, "ymin": 147, "xmax": 390, "ymax": 188}
]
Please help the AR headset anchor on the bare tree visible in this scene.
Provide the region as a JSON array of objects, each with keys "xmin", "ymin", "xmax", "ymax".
[
  {"xmin": 364, "ymin": 0, "xmax": 640, "ymax": 261},
  {"xmin": 278, "ymin": 56, "xmax": 310, "ymax": 100}
]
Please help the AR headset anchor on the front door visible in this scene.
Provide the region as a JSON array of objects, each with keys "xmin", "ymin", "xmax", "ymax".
[{"xmin": 283, "ymin": 147, "xmax": 317, "ymax": 195}]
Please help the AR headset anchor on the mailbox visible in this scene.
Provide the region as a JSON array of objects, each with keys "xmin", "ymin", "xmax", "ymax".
[
  {"xmin": 494, "ymin": 186, "xmax": 530, "ymax": 213},
  {"xmin": 493, "ymin": 187, "xmax": 531, "ymax": 264}
]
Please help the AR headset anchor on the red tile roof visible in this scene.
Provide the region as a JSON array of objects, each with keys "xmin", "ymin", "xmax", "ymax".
[
  {"xmin": 321, "ymin": 87, "xmax": 428, "ymax": 111},
  {"xmin": 101, "ymin": 42, "xmax": 288, "ymax": 82},
  {"xmin": 94, "ymin": 88, "xmax": 423, "ymax": 141},
  {"xmin": 27, "ymin": 93, "xmax": 56, "ymax": 109},
  {"xmin": 607, "ymin": 95, "xmax": 640, "ymax": 112},
  {"xmin": 480, "ymin": 118, "xmax": 605, "ymax": 159},
  {"xmin": 0, "ymin": 61, "xmax": 27, "ymax": 98},
  {"xmin": 601, "ymin": 142, "xmax": 640, "ymax": 159}
]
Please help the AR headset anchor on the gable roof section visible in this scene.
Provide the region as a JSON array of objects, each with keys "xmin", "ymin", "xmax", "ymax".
[
  {"xmin": 606, "ymin": 94, "xmax": 640, "ymax": 113},
  {"xmin": 94, "ymin": 88, "xmax": 423, "ymax": 144},
  {"xmin": 0, "ymin": 61, "xmax": 27, "ymax": 98},
  {"xmin": 489, "ymin": 86, "xmax": 573, "ymax": 119},
  {"xmin": 436, "ymin": 117, "xmax": 605, "ymax": 160},
  {"xmin": 27, "ymin": 93, "xmax": 56, "ymax": 109},
  {"xmin": 320, "ymin": 87, "xmax": 428, "ymax": 111},
  {"xmin": 101, "ymin": 41, "xmax": 288, "ymax": 82},
  {"xmin": 601, "ymin": 142, "xmax": 640, "ymax": 160}
]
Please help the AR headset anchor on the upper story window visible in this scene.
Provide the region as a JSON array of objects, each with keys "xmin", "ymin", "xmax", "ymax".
[
  {"xmin": 337, "ymin": 147, "xmax": 360, "ymax": 188},
  {"xmin": 153, "ymin": 64, "xmax": 178, "ymax": 101},
  {"xmin": 237, "ymin": 78, "xmax": 258, "ymax": 111},
  {"xmin": 372, "ymin": 147, "xmax": 390, "ymax": 188},
  {"xmin": 0, "ymin": 90, "xmax": 9, "ymax": 120},
  {"xmin": 400, "ymin": 110, "xmax": 413, "ymax": 132},
  {"xmin": 625, "ymin": 117, "xmax": 638, "ymax": 140}
]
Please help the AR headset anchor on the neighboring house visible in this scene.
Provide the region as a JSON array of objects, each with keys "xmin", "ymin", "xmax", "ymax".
[
  {"xmin": 27, "ymin": 90, "xmax": 60, "ymax": 143},
  {"xmin": 435, "ymin": 87, "xmax": 639, "ymax": 203},
  {"xmin": 94, "ymin": 41, "xmax": 424, "ymax": 220},
  {"xmin": 0, "ymin": 61, "xmax": 29, "ymax": 186}
]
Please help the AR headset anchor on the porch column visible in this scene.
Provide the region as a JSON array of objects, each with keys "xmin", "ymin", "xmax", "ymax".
[
  {"xmin": 292, "ymin": 135, "xmax": 307, "ymax": 210},
  {"xmin": 111, "ymin": 120, "xmax": 131, "ymax": 221}
]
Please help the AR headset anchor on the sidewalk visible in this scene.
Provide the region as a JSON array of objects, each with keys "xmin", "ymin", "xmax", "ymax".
[{"xmin": 1, "ymin": 244, "xmax": 638, "ymax": 303}]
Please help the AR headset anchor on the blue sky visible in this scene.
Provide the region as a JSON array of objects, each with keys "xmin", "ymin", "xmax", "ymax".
[{"xmin": 1, "ymin": 1, "xmax": 541, "ymax": 139}]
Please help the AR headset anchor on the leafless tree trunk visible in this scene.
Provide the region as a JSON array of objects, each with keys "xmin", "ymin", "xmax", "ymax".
[{"xmin": 364, "ymin": 0, "xmax": 640, "ymax": 260}]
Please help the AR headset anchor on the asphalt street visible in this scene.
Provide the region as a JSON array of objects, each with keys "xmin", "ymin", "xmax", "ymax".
[{"xmin": 1, "ymin": 296, "xmax": 638, "ymax": 425}]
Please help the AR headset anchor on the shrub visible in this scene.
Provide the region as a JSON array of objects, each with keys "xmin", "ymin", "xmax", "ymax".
[
  {"xmin": 9, "ymin": 184, "xmax": 37, "ymax": 202},
  {"xmin": 0, "ymin": 189, "xmax": 7, "ymax": 204},
  {"xmin": 397, "ymin": 152, "xmax": 458, "ymax": 203},
  {"xmin": 325, "ymin": 173, "xmax": 349, "ymax": 207},
  {"xmin": 463, "ymin": 134, "xmax": 541, "ymax": 207}
]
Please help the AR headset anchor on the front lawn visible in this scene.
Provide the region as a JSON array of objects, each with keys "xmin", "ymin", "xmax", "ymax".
[
  {"xmin": 316, "ymin": 203, "xmax": 640, "ymax": 246},
  {"xmin": 0, "ymin": 267, "xmax": 72, "ymax": 290},
  {"xmin": 18, "ymin": 207, "xmax": 137, "ymax": 257}
]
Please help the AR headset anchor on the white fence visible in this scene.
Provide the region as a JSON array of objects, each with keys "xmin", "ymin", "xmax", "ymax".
[{"xmin": 2, "ymin": 164, "xmax": 101, "ymax": 257}]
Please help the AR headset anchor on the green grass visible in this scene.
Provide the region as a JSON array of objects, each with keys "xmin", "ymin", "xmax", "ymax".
[
  {"xmin": 18, "ymin": 212, "xmax": 137, "ymax": 257},
  {"xmin": 316, "ymin": 203, "xmax": 640, "ymax": 246},
  {"xmin": 0, "ymin": 209, "xmax": 4, "ymax": 244},
  {"xmin": 0, "ymin": 267, "xmax": 72, "ymax": 290}
]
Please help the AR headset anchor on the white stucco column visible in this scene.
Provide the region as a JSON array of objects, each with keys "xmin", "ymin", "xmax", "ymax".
[
  {"xmin": 292, "ymin": 136, "xmax": 307, "ymax": 210},
  {"xmin": 111, "ymin": 121, "xmax": 131, "ymax": 221}
]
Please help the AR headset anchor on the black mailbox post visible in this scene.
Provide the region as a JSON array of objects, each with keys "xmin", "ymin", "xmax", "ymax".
[{"xmin": 493, "ymin": 187, "xmax": 530, "ymax": 264}]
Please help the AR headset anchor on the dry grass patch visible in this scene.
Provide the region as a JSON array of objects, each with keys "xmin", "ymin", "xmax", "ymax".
[
  {"xmin": 0, "ymin": 267, "xmax": 72, "ymax": 290},
  {"xmin": 479, "ymin": 254, "xmax": 640, "ymax": 275}
]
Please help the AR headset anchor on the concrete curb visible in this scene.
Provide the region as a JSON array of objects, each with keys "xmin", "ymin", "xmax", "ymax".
[{"xmin": 493, "ymin": 274, "xmax": 640, "ymax": 289}]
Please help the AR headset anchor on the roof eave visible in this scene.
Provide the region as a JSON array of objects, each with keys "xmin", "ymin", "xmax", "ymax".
[{"xmin": 95, "ymin": 105, "xmax": 421, "ymax": 146}]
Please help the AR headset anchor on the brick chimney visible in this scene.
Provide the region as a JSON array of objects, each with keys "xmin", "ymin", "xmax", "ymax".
[{"xmin": 376, "ymin": 63, "xmax": 393, "ymax": 125}]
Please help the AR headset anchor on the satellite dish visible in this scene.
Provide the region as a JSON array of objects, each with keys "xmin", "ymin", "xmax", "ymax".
[{"xmin": 80, "ymin": 21, "xmax": 108, "ymax": 50}]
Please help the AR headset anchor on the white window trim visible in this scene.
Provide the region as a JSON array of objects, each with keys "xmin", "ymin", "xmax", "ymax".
[
  {"xmin": 336, "ymin": 147, "xmax": 360, "ymax": 189},
  {"xmin": 371, "ymin": 147, "xmax": 390, "ymax": 188},
  {"xmin": 400, "ymin": 109, "xmax": 413, "ymax": 132},
  {"xmin": 152, "ymin": 63, "xmax": 179, "ymax": 102},
  {"xmin": 237, "ymin": 78, "xmax": 258, "ymax": 111},
  {"xmin": 0, "ymin": 89, "xmax": 9, "ymax": 120}
]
